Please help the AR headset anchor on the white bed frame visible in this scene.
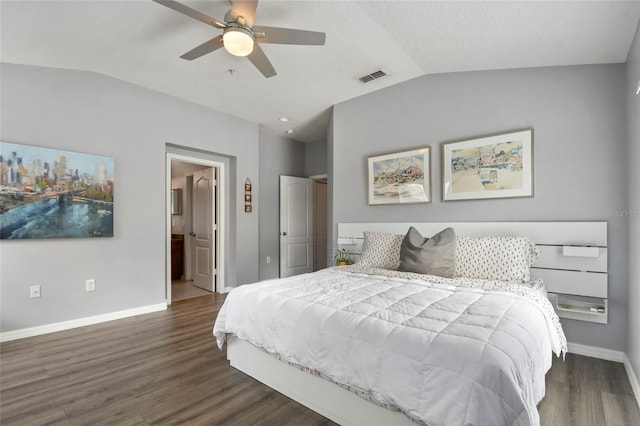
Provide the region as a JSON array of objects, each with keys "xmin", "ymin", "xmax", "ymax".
[
  {"xmin": 228, "ymin": 336, "xmax": 415, "ymax": 425},
  {"xmin": 227, "ymin": 221, "xmax": 607, "ymax": 425}
]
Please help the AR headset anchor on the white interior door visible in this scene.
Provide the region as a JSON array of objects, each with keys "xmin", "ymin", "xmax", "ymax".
[
  {"xmin": 191, "ymin": 168, "xmax": 216, "ymax": 291},
  {"xmin": 280, "ymin": 176, "xmax": 313, "ymax": 278}
]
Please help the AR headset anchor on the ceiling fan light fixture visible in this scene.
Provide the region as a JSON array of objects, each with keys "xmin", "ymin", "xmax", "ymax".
[
  {"xmin": 223, "ymin": 27, "xmax": 254, "ymax": 57},
  {"xmin": 153, "ymin": 0, "xmax": 326, "ymax": 78}
]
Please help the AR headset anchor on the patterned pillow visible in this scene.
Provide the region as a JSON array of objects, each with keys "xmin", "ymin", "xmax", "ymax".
[
  {"xmin": 454, "ymin": 236, "xmax": 540, "ymax": 282},
  {"xmin": 355, "ymin": 231, "xmax": 404, "ymax": 269}
]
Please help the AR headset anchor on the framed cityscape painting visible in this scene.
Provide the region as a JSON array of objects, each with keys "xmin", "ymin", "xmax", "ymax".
[
  {"xmin": 442, "ymin": 128, "xmax": 533, "ymax": 201},
  {"xmin": 0, "ymin": 141, "xmax": 114, "ymax": 239},
  {"xmin": 368, "ymin": 147, "xmax": 431, "ymax": 205}
]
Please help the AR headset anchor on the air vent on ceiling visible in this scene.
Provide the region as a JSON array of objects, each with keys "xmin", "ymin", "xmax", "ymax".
[{"xmin": 358, "ymin": 69, "xmax": 388, "ymax": 83}]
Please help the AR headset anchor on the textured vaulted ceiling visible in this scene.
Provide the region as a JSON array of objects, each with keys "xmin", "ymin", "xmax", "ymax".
[{"xmin": 2, "ymin": 1, "xmax": 640, "ymax": 143}]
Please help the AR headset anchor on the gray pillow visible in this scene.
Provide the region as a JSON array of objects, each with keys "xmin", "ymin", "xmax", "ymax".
[{"xmin": 398, "ymin": 227, "xmax": 456, "ymax": 278}]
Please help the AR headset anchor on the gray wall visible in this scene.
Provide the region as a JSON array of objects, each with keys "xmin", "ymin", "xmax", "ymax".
[
  {"xmin": 258, "ymin": 131, "xmax": 305, "ymax": 280},
  {"xmin": 626, "ymin": 22, "xmax": 640, "ymax": 379},
  {"xmin": 330, "ymin": 64, "xmax": 628, "ymax": 351},
  {"xmin": 305, "ymin": 140, "xmax": 328, "ymax": 177},
  {"xmin": 0, "ymin": 63, "xmax": 260, "ymax": 332}
]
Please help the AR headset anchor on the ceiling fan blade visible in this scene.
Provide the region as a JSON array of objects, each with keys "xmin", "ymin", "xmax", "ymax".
[
  {"xmin": 229, "ymin": 0, "xmax": 258, "ymax": 27},
  {"xmin": 247, "ymin": 43, "xmax": 276, "ymax": 78},
  {"xmin": 253, "ymin": 26, "xmax": 326, "ymax": 45},
  {"xmin": 180, "ymin": 36, "xmax": 224, "ymax": 60},
  {"xmin": 153, "ymin": 0, "xmax": 226, "ymax": 29}
]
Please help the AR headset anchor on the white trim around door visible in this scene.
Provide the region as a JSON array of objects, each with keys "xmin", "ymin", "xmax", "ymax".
[{"xmin": 166, "ymin": 152, "xmax": 226, "ymax": 304}]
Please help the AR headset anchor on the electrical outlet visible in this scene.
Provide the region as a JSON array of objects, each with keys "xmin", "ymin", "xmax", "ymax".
[
  {"xmin": 30, "ymin": 285, "xmax": 41, "ymax": 299},
  {"xmin": 266, "ymin": 256, "xmax": 271, "ymax": 264},
  {"xmin": 85, "ymin": 279, "xmax": 96, "ymax": 292}
]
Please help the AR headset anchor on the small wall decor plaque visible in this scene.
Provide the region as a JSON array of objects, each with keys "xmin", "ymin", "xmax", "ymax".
[{"xmin": 244, "ymin": 178, "xmax": 252, "ymax": 212}]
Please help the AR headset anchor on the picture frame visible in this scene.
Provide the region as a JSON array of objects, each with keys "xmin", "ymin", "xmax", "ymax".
[
  {"xmin": 244, "ymin": 194, "xmax": 252, "ymax": 202},
  {"xmin": 0, "ymin": 141, "xmax": 114, "ymax": 239},
  {"xmin": 368, "ymin": 147, "xmax": 431, "ymax": 205},
  {"xmin": 442, "ymin": 128, "xmax": 533, "ymax": 202}
]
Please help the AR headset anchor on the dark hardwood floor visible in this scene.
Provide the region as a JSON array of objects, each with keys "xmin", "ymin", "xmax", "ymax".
[{"xmin": 1, "ymin": 293, "xmax": 638, "ymax": 426}]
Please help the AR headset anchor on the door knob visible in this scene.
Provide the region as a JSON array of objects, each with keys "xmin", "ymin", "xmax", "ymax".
[
  {"xmin": 189, "ymin": 232, "xmax": 196, "ymax": 237},
  {"xmin": 281, "ymin": 232, "xmax": 287, "ymax": 236}
]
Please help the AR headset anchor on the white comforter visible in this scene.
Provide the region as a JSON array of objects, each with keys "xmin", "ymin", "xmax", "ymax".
[{"xmin": 213, "ymin": 266, "xmax": 567, "ymax": 426}]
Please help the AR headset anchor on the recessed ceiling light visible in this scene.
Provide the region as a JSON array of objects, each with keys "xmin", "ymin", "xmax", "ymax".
[
  {"xmin": 286, "ymin": 129, "xmax": 295, "ymax": 135},
  {"xmin": 279, "ymin": 116, "xmax": 289, "ymax": 122}
]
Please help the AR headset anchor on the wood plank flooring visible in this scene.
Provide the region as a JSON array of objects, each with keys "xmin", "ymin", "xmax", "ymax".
[{"xmin": 1, "ymin": 293, "xmax": 638, "ymax": 426}]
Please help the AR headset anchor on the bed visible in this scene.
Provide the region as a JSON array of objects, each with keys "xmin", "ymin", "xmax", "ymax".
[{"xmin": 212, "ymin": 222, "xmax": 605, "ymax": 426}]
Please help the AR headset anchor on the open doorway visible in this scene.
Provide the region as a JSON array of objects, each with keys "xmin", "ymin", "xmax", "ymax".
[
  {"xmin": 166, "ymin": 153, "xmax": 226, "ymax": 304},
  {"xmin": 312, "ymin": 176, "xmax": 328, "ymax": 271}
]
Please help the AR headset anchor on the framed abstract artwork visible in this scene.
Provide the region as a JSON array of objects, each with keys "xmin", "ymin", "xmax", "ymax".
[
  {"xmin": 0, "ymin": 141, "xmax": 114, "ymax": 239},
  {"xmin": 442, "ymin": 129, "xmax": 533, "ymax": 201},
  {"xmin": 368, "ymin": 147, "xmax": 431, "ymax": 205}
]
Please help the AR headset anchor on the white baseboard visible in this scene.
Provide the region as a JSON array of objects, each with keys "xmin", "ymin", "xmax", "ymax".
[
  {"xmin": 0, "ymin": 303, "xmax": 167, "ymax": 343},
  {"xmin": 624, "ymin": 354, "xmax": 640, "ymax": 409},
  {"xmin": 567, "ymin": 342, "xmax": 640, "ymax": 406},
  {"xmin": 567, "ymin": 342, "xmax": 625, "ymax": 362}
]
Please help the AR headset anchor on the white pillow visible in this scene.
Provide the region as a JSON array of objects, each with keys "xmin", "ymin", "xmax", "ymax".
[
  {"xmin": 356, "ymin": 231, "xmax": 404, "ymax": 270},
  {"xmin": 454, "ymin": 236, "xmax": 540, "ymax": 282}
]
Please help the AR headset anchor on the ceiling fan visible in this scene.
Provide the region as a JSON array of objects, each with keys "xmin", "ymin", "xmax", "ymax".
[{"xmin": 153, "ymin": 0, "xmax": 326, "ymax": 78}]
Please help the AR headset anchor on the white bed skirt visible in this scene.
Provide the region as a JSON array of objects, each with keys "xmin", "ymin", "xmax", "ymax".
[{"xmin": 227, "ymin": 336, "xmax": 416, "ymax": 426}]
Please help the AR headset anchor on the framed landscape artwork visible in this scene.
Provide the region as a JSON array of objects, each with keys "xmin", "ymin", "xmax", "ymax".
[
  {"xmin": 442, "ymin": 129, "xmax": 533, "ymax": 202},
  {"xmin": 0, "ymin": 141, "xmax": 114, "ymax": 239},
  {"xmin": 368, "ymin": 147, "xmax": 431, "ymax": 205}
]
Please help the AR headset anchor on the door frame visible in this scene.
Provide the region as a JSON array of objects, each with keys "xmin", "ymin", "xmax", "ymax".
[
  {"xmin": 309, "ymin": 174, "xmax": 328, "ymax": 271},
  {"xmin": 166, "ymin": 153, "xmax": 226, "ymax": 304}
]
